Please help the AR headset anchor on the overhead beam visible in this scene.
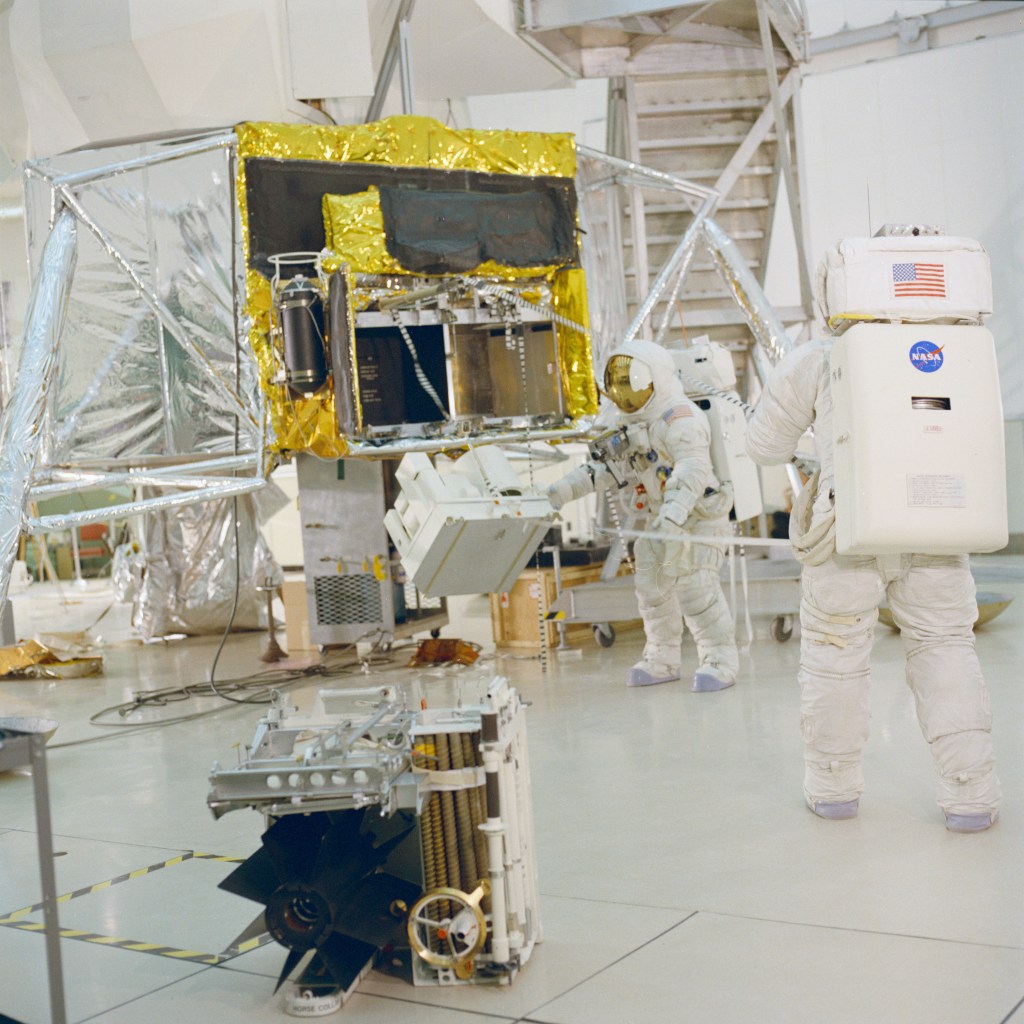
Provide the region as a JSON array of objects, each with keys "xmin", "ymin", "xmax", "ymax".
[
  {"xmin": 809, "ymin": 1, "xmax": 1024, "ymax": 72},
  {"xmin": 580, "ymin": 39, "xmax": 790, "ymax": 77},
  {"xmin": 629, "ymin": 21, "xmax": 762, "ymax": 57},
  {"xmin": 521, "ymin": 0, "xmax": 707, "ymax": 32}
]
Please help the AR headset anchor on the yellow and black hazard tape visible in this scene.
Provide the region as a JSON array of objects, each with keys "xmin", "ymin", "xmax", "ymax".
[
  {"xmin": 2, "ymin": 919, "xmax": 236, "ymax": 965},
  {"xmin": 0, "ymin": 851, "xmax": 242, "ymax": 925},
  {"xmin": 0, "ymin": 850, "xmax": 275, "ymax": 964},
  {"xmin": 545, "ymin": 610, "xmax": 566, "ymax": 621}
]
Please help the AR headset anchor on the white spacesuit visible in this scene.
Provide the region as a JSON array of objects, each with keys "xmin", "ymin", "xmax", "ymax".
[
  {"xmin": 547, "ymin": 340, "xmax": 738, "ymax": 690},
  {"xmin": 746, "ymin": 339, "xmax": 1001, "ymax": 832}
]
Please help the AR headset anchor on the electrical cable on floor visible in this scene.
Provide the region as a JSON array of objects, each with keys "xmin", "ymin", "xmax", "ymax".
[
  {"xmin": 47, "ymin": 637, "xmax": 417, "ymax": 749},
  {"xmin": 205, "ymin": 494, "xmax": 258, "ymax": 705}
]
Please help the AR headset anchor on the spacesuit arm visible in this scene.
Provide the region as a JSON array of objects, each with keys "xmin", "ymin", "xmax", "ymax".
[
  {"xmin": 746, "ymin": 342, "xmax": 826, "ymax": 465},
  {"xmin": 546, "ymin": 460, "xmax": 614, "ymax": 510},
  {"xmin": 656, "ymin": 414, "xmax": 716, "ymax": 527}
]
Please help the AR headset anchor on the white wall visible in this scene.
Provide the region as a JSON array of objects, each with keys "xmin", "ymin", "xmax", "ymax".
[
  {"xmin": 802, "ymin": 0, "xmax": 976, "ymax": 36},
  {"xmin": 467, "ymin": 79, "xmax": 609, "ymax": 149},
  {"xmin": 798, "ymin": 32, "xmax": 1024, "ymax": 420}
]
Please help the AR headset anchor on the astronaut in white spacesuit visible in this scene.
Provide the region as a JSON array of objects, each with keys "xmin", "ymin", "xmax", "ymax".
[
  {"xmin": 745, "ymin": 339, "xmax": 1001, "ymax": 832},
  {"xmin": 547, "ymin": 339, "xmax": 739, "ymax": 691}
]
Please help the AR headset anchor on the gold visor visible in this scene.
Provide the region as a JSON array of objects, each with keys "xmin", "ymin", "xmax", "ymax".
[{"xmin": 604, "ymin": 354, "xmax": 653, "ymax": 413}]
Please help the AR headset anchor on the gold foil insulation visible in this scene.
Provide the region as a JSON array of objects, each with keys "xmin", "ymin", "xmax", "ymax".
[
  {"xmin": 322, "ymin": 189, "xmax": 406, "ymax": 278},
  {"xmin": 551, "ymin": 267, "xmax": 598, "ymax": 417},
  {"xmin": 235, "ymin": 115, "xmax": 594, "ymax": 455},
  {"xmin": 236, "ymin": 117, "xmax": 576, "ymax": 179}
]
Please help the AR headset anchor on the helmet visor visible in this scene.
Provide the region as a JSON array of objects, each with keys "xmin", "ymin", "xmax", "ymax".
[{"xmin": 604, "ymin": 354, "xmax": 653, "ymax": 413}]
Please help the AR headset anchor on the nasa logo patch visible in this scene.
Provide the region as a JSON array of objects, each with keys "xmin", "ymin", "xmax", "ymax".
[{"xmin": 909, "ymin": 340, "xmax": 944, "ymax": 373}]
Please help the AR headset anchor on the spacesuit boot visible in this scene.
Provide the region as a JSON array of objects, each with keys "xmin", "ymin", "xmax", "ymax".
[
  {"xmin": 627, "ymin": 659, "xmax": 681, "ymax": 687},
  {"xmin": 945, "ymin": 811, "xmax": 998, "ymax": 833},
  {"xmin": 691, "ymin": 663, "xmax": 735, "ymax": 692},
  {"xmin": 808, "ymin": 798, "xmax": 860, "ymax": 820}
]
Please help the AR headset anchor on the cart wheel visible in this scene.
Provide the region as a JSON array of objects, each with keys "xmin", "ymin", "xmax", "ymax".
[
  {"xmin": 770, "ymin": 615, "xmax": 793, "ymax": 642},
  {"xmin": 593, "ymin": 623, "xmax": 616, "ymax": 648}
]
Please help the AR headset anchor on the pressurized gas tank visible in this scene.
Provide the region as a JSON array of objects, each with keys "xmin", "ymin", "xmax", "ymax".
[
  {"xmin": 278, "ymin": 276, "xmax": 329, "ymax": 396},
  {"xmin": 830, "ymin": 322, "xmax": 1007, "ymax": 555}
]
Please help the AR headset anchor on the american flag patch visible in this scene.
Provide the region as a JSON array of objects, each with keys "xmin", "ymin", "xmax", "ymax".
[
  {"xmin": 662, "ymin": 405, "xmax": 693, "ymax": 424},
  {"xmin": 892, "ymin": 262, "xmax": 946, "ymax": 298}
]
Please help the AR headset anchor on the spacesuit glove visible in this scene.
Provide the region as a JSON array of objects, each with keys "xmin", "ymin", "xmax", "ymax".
[
  {"xmin": 652, "ymin": 507, "xmax": 687, "ymax": 535},
  {"xmin": 546, "ymin": 477, "xmax": 577, "ymax": 511}
]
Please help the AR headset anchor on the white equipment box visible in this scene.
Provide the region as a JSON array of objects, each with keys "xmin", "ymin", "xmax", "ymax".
[
  {"xmin": 830, "ymin": 323, "xmax": 1007, "ymax": 555},
  {"xmin": 385, "ymin": 447, "xmax": 555, "ymax": 597},
  {"xmin": 700, "ymin": 396, "xmax": 763, "ymax": 524},
  {"xmin": 672, "ymin": 341, "xmax": 764, "ymax": 523},
  {"xmin": 818, "ymin": 234, "xmax": 992, "ymax": 332}
]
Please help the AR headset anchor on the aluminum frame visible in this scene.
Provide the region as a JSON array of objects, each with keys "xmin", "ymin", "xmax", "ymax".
[{"xmin": 0, "ymin": 131, "xmax": 266, "ymax": 607}]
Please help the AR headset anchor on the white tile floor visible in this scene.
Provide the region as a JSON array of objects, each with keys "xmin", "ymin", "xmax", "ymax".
[{"xmin": 2, "ymin": 555, "xmax": 1023, "ymax": 1024}]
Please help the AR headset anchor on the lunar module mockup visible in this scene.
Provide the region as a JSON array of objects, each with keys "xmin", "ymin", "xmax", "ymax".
[{"xmin": 7, "ymin": 115, "xmax": 592, "ymax": 635}]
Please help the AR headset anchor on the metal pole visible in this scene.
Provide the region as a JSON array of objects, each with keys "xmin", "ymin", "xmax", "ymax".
[
  {"xmin": 30, "ymin": 733, "xmax": 68, "ymax": 1024},
  {"xmin": 756, "ymin": 0, "xmax": 813, "ymax": 310},
  {"xmin": 365, "ymin": 0, "xmax": 417, "ymax": 122},
  {"xmin": 543, "ymin": 546, "xmax": 571, "ymax": 650},
  {"xmin": 398, "ymin": 17, "xmax": 415, "ymax": 115},
  {"xmin": 623, "ymin": 195, "xmax": 716, "ymax": 345}
]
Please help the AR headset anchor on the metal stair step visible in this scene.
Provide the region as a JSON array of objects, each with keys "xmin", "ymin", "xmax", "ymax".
[
  {"xmin": 638, "ymin": 132, "xmax": 776, "ymax": 151},
  {"xmin": 636, "ymin": 165, "xmax": 775, "ymax": 180},
  {"xmin": 625, "ymin": 198, "xmax": 770, "ymax": 215},
  {"xmin": 622, "ymin": 258, "xmax": 762, "ymax": 275},
  {"xmin": 624, "ymin": 228, "xmax": 765, "ymax": 247},
  {"xmin": 635, "ymin": 97, "xmax": 770, "ymax": 117}
]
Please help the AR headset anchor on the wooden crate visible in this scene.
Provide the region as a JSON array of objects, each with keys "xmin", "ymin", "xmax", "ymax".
[{"xmin": 490, "ymin": 563, "xmax": 639, "ymax": 648}]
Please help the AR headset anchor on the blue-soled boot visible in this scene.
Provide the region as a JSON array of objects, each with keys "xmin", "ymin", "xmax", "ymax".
[
  {"xmin": 627, "ymin": 660, "xmax": 681, "ymax": 687},
  {"xmin": 808, "ymin": 798, "xmax": 860, "ymax": 820},
  {"xmin": 691, "ymin": 665, "xmax": 735, "ymax": 692},
  {"xmin": 944, "ymin": 811, "xmax": 997, "ymax": 833}
]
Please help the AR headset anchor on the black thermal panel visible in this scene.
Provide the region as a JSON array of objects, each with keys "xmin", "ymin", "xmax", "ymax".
[
  {"xmin": 355, "ymin": 324, "xmax": 448, "ymax": 428},
  {"xmin": 244, "ymin": 158, "xmax": 579, "ymax": 277}
]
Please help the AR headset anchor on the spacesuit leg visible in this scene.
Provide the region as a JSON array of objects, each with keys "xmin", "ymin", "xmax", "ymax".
[
  {"xmin": 673, "ymin": 517, "xmax": 738, "ymax": 691},
  {"xmin": 798, "ymin": 555, "xmax": 883, "ymax": 818},
  {"xmin": 887, "ymin": 555, "xmax": 1001, "ymax": 831},
  {"xmin": 630, "ymin": 536, "xmax": 683, "ymax": 686}
]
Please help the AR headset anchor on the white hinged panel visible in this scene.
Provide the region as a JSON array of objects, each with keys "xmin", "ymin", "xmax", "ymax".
[{"xmin": 702, "ymin": 396, "xmax": 763, "ymax": 523}]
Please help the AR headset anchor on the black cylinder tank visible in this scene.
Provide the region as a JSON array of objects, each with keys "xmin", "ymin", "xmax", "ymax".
[{"xmin": 278, "ymin": 276, "xmax": 328, "ymax": 397}]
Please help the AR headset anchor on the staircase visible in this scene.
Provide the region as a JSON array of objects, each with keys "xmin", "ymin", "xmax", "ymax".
[{"xmin": 518, "ymin": 0, "xmax": 814, "ymax": 389}]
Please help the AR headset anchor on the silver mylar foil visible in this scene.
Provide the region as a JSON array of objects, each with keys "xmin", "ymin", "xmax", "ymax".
[
  {"xmin": 134, "ymin": 491, "xmax": 281, "ymax": 641},
  {"xmin": 701, "ymin": 216, "xmax": 795, "ymax": 380},
  {"xmin": 0, "ymin": 208, "xmax": 77, "ymax": 608},
  {"xmin": 8, "ymin": 131, "xmax": 270, "ymax": 637}
]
